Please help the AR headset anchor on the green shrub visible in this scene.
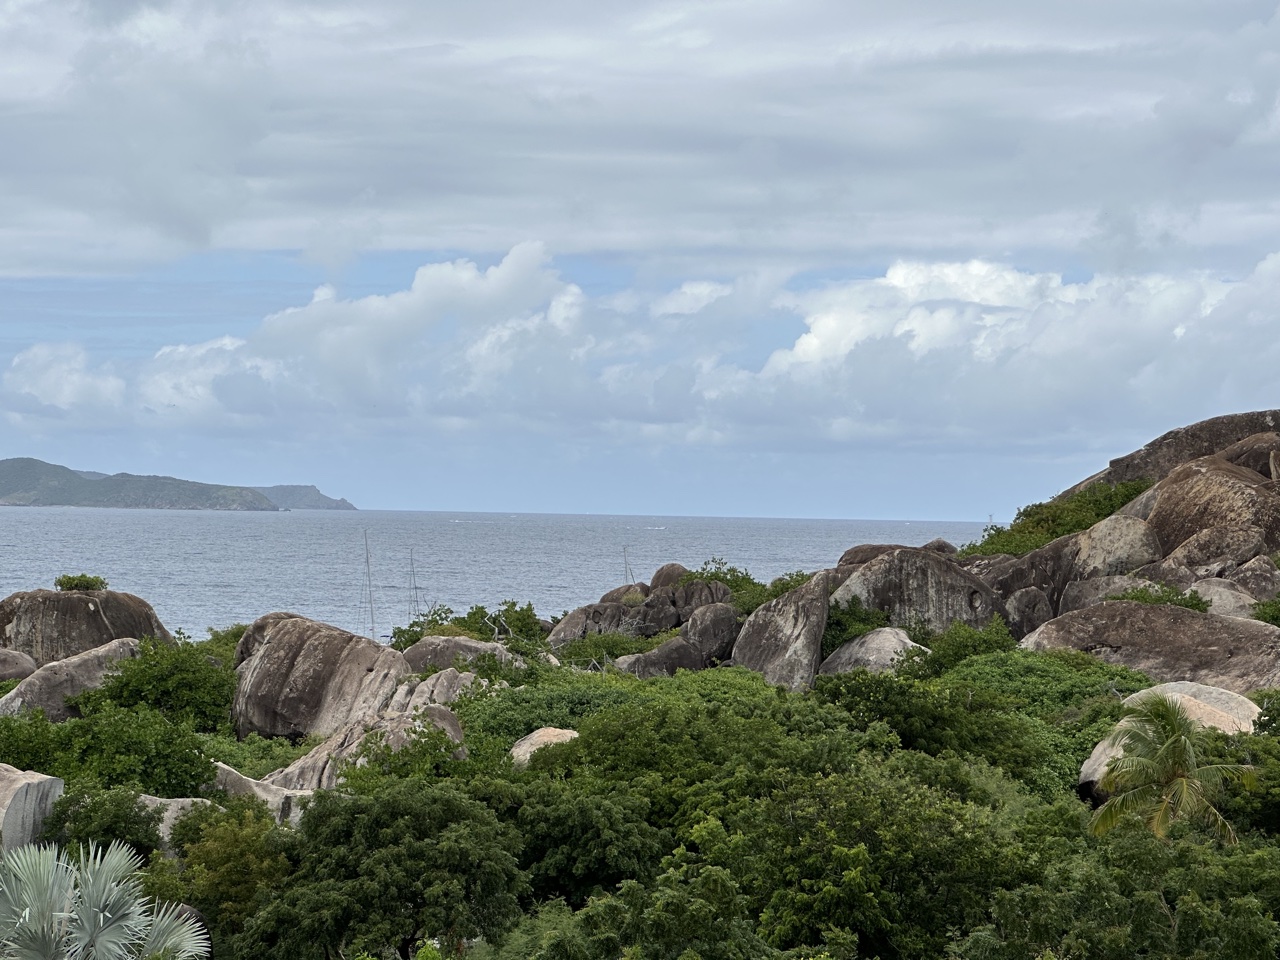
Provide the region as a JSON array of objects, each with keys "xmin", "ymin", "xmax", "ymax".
[
  {"xmin": 556, "ymin": 631, "xmax": 667, "ymax": 666},
  {"xmin": 40, "ymin": 781, "xmax": 164, "ymax": 859},
  {"xmin": 682, "ymin": 558, "xmax": 811, "ymax": 615},
  {"xmin": 201, "ymin": 623, "xmax": 247, "ymax": 665},
  {"xmin": 820, "ymin": 596, "xmax": 890, "ymax": 660},
  {"xmin": 959, "ymin": 479, "xmax": 1153, "ymax": 557},
  {"xmin": 77, "ymin": 636, "xmax": 237, "ymax": 734},
  {"xmin": 1106, "ymin": 583, "xmax": 1211, "ymax": 612},
  {"xmin": 391, "ymin": 600, "xmax": 543, "ymax": 650},
  {"xmin": 198, "ymin": 731, "xmax": 323, "ymax": 780},
  {"xmin": 54, "ymin": 573, "xmax": 108, "ymax": 591},
  {"xmin": 1254, "ymin": 599, "xmax": 1280, "ymax": 627}
]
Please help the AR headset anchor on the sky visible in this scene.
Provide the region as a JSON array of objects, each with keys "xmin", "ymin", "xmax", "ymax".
[{"xmin": 3, "ymin": 0, "xmax": 1280, "ymax": 519}]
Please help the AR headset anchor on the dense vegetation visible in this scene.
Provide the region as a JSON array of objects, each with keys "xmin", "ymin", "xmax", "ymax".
[
  {"xmin": 959, "ymin": 479, "xmax": 1153, "ymax": 557},
  {"xmin": 5, "ymin": 561, "xmax": 1280, "ymax": 959}
]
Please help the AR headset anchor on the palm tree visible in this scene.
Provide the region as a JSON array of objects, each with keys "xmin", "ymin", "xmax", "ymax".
[
  {"xmin": 0, "ymin": 841, "xmax": 209, "ymax": 960},
  {"xmin": 1089, "ymin": 693, "xmax": 1257, "ymax": 844}
]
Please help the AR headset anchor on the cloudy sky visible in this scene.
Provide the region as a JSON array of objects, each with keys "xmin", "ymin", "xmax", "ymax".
[{"xmin": 2, "ymin": 0, "xmax": 1279, "ymax": 519}]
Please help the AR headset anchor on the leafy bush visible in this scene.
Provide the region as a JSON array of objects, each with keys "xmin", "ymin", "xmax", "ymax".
[
  {"xmin": 556, "ymin": 631, "xmax": 667, "ymax": 666},
  {"xmin": 897, "ymin": 615, "xmax": 1018, "ymax": 679},
  {"xmin": 54, "ymin": 573, "xmax": 108, "ymax": 591},
  {"xmin": 78, "ymin": 636, "xmax": 237, "ymax": 734},
  {"xmin": 820, "ymin": 596, "xmax": 891, "ymax": 660},
  {"xmin": 1106, "ymin": 583, "xmax": 1211, "ymax": 612},
  {"xmin": 198, "ymin": 731, "xmax": 323, "ymax": 780},
  {"xmin": 390, "ymin": 600, "xmax": 543, "ymax": 650},
  {"xmin": 1254, "ymin": 599, "xmax": 1280, "ymax": 627},
  {"xmin": 959, "ymin": 479, "xmax": 1153, "ymax": 557},
  {"xmin": 40, "ymin": 781, "xmax": 164, "ymax": 859},
  {"xmin": 60, "ymin": 703, "xmax": 213, "ymax": 797},
  {"xmin": 682, "ymin": 558, "xmax": 811, "ymax": 615}
]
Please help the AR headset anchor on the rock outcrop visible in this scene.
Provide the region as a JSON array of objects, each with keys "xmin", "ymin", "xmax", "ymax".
[
  {"xmin": 0, "ymin": 764, "xmax": 62, "ymax": 850},
  {"xmin": 834, "ymin": 548, "xmax": 1007, "ymax": 635},
  {"xmin": 139, "ymin": 795, "xmax": 211, "ymax": 844},
  {"xmin": 679, "ymin": 602, "xmax": 740, "ymax": 666},
  {"xmin": 818, "ymin": 627, "xmax": 926, "ymax": 675},
  {"xmin": 649, "ymin": 563, "xmax": 691, "ymax": 590},
  {"xmin": 0, "ymin": 589, "xmax": 169, "ymax": 665},
  {"xmin": 233, "ymin": 614, "xmax": 411, "ymax": 741},
  {"xmin": 0, "ymin": 651, "xmax": 36, "ymax": 682},
  {"xmin": 1005, "ymin": 587, "xmax": 1053, "ymax": 637},
  {"xmin": 213, "ymin": 762, "xmax": 309, "ymax": 825},
  {"xmin": 1079, "ymin": 682, "xmax": 1260, "ymax": 799},
  {"xmin": 547, "ymin": 580, "xmax": 731, "ymax": 647},
  {"xmin": 0, "ymin": 638, "xmax": 141, "ymax": 722},
  {"xmin": 511, "ymin": 727, "xmax": 579, "ymax": 768},
  {"xmin": 1145, "ymin": 458, "xmax": 1280, "ymax": 557},
  {"xmin": 264, "ymin": 704, "xmax": 465, "ymax": 792},
  {"xmin": 401, "ymin": 636, "xmax": 521, "ymax": 674},
  {"xmin": 1190, "ymin": 578, "xmax": 1258, "ymax": 619},
  {"xmin": 600, "ymin": 583, "xmax": 649, "ymax": 604},
  {"xmin": 614, "ymin": 638, "xmax": 703, "ymax": 678},
  {"xmin": 1228, "ymin": 556, "xmax": 1280, "ymax": 601},
  {"xmin": 1058, "ymin": 576, "xmax": 1154, "ymax": 615},
  {"xmin": 1021, "ymin": 601, "xmax": 1280, "ymax": 693},
  {"xmin": 732, "ymin": 574, "xmax": 829, "ymax": 691}
]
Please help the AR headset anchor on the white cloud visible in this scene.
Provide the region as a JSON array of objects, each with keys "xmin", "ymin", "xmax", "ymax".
[
  {"xmin": 4, "ymin": 342, "xmax": 125, "ymax": 416},
  {"xmin": 651, "ymin": 281, "xmax": 732, "ymax": 317}
]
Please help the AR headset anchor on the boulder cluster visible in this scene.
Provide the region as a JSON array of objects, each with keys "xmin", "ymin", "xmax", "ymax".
[{"xmin": 3, "ymin": 410, "xmax": 1280, "ymax": 840}]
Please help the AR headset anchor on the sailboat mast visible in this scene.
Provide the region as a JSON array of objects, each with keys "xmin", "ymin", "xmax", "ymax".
[{"xmin": 364, "ymin": 530, "xmax": 376, "ymax": 641}]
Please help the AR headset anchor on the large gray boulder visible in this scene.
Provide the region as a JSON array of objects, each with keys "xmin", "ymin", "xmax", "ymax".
[
  {"xmin": 731, "ymin": 574, "xmax": 829, "ymax": 691},
  {"xmin": 1005, "ymin": 587, "xmax": 1053, "ymax": 637},
  {"xmin": 547, "ymin": 580, "xmax": 731, "ymax": 648},
  {"xmin": 0, "ymin": 651, "xmax": 36, "ymax": 682},
  {"xmin": 212, "ymin": 762, "xmax": 309, "ymax": 825},
  {"xmin": 511, "ymin": 727, "xmax": 579, "ymax": 768},
  {"xmin": 1058, "ymin": 576, "xmax": 1156, "ymax": 615},
  {"xmin": 649, "ymin": 563, "xmax": 691, "ymax": 590},
  {"xmin": 1021, "ymin": 601, "xmax": 1280, "ymax": 693},
  {"xmin": 835, "ymin": 548, "xmax": 1007, "ymax": 635},
  {"xmin": 680, "ymin": 603, "xmax": 740, "ymax": 665},
  {"xmin": 263, "ymin": 704, "xmax": 464, "ymax": 792},
  {"xmin": 1146, "ymin": 457, "xmax": 1280, "ymax": 556},
  {"xmin": 1191, "ymin": 578, "xmax": 1258, "ymax": 619},
  {"xmin": 600, "ymin": 583, "xmax": 650, "ymax": 604},
  {"xmin": 233, "ymin": 614, "xmax": 411, "ymax": 741},
  {"xmin": 1229, "ymin": 555, "xmax": 1280, "ymax": 601},
  {"xmin": 0, "ymin": 764, "xmax": 62, "ymax": 850},
  {"xmin": 980, "ymin": 517, "xmax": 1161, "ymax": 615},
  {"xmin": 401, "ymin": 636, "xmax": 521, "ymax": 674},
  {"xmin": 387, "ymin": 668, "xmax": 476, "ymax": 708},
  {"xmin": 1218, "ymin": 432, "xmax": 1280, "ymax": 479},
  {"xmin": 0, "ymin": 589, "xmax": 169, "ymax": 666},
  {"xmin": 837, "ymin": 544, "xmax": 909, "ymax": 568},
  {"xmin": 1079, "ymin": 681, "xmax": 1260, "ymax": 798},
  {"xmin": 818, "ymin": 627, "xmax": 926, "ymax": 675},
  {"xmin": 614, "ymin": 638, "xmax": 703, "ymax": 679},
  {"xmin": 1057, "ymin": 410, "xmax": 1280, "ymax": 496},
  {"xmin": 0, "ymin": 638, "xmax": 141, "ymax": 722},
  {"xmin": 1164, "ymin": 523, "xmax": 1267, "ymax": 577},
  {"xmin": 138, "ymin": 796, "xmax": 212, "ymax": 844}
]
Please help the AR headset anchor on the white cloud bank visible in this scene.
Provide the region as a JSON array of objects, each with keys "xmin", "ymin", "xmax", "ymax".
[{"xmin": 6, "ymin": 245, "xmax": 1277, "ymax": 483}]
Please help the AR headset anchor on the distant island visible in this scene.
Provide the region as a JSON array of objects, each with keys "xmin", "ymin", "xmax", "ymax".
[{"xmin": 0, "ymin": 458, "xmax": 356, "ymax": 511}]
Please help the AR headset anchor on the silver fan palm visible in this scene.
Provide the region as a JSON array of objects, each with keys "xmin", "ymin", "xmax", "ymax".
[{"xmin": 0, "ymin": 841, "xmax": 209, "ymax": 960}]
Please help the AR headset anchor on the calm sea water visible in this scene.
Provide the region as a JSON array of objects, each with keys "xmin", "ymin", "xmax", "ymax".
[{"xmin": 0, "ymin": 508, "xmax": 986, "ymax": 639}]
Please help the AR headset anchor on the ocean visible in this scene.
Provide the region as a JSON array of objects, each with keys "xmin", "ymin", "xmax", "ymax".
[{"xmin": 0, "ymin": 507, "xmax": 987, "ymax": 640}]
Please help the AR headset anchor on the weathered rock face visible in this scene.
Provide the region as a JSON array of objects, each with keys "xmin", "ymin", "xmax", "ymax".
[
  {"xmin": 980, "ymin": 517, "xmax": 1161, "ymax": 616},
  {"xmin": 0, "ymin": 589, "xmax": 169, "ymax": 666},
  {"xmin": 233, "ymin": 614, "xmax": 411, "ymax": 741},
  {"xmin": 1146, "ymin": 457, "xmax": 1280, "ymax": 556},
  {"xmin": 1229, "ymin": 556, "xmax": 1280, "ymax": 601},
  {"xmin": 213, "ymin": 762, "xmax": 309, "ymax": 825},
  {"xmin": 1057, "ymin": 409, "xmax": 1280, "ymax": 496},
  {"xmin": 0, "ymin": 638, "xmax": 140, "ymax": 723},
  {"xmin": 139, "ymin": 795, "xmax": 211, "ymax": 844},
  {"xmin": 1164, "ymin": 524, "xmax": 1267, "ymax": 577},
  {"xmin": 1021, "ymin": 601, "xmax": 1280, "ymax": 693},
  {"xmin": 1079, "ymin": 682, "xmax": 1260, "ymax": 798},
  {"xmin": 837, "ymin": 544, "xmax": 908, "ymax": 568},
  {"xmin": 387, "ymin": 668, "xmax": 476, "ymax": 708},
  {"xmin": 264, "ymin": 704, "xmax": 465, "ymax": 792},
  {"xmin": 614, "ymin": 638, "xmax": 703, "ymax": 679},
  {"xmin": 650, "ymin": 563, "xmax": 691, "ymax": 591},
  {"xmin": 818, "ymin": 627, "xmax": 926, "ymax": 675},
  {"xmin": 922, "ymin": 538, "xmax": 958, "ymax": 554},
  {"xmin": 599, "ymin": 583, "xmax": 650, "ymax": 604},
  {"xmin": 1005, "ymin": 587, "xmax": 1053, "ymax": 637},
  {"xmin": 680, "ymin": 603, "xmax": 740, "ymax": 666},
  {"xmin": 1218, "ymin": 432, "xmax": 1280, "ymax": 479},
  {"xmin": 0, "ymin": 650, "xmax": 36, "ymax": 682},
  {"xmin": 1058, "ymin": 576, "xmax": 1155, "ymax": 615},
  {"xmin": 732, "ymin": 574, "xmax": 829, "ymax": 692},
  {"xmin": 547, "ymin": 580, "xmax": 732, "ymax": 648},
  {"xmin": 511, "ymin": 727, "xmax": 579, "ymax": 768},
  {"xmin": 0, "ymin": 764, "xmax": 63, "ymax": 850},
  {"xmin": 835, "ymin": 548, "xmax": 1007, "ymax": 636},
  {"xmin": 401, "ymin": 636, "xmax": 521, "ymax": 674},
  {"xmin": 1190, "ymin": 578, "xmax": 1258, "ymax": 619}
]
